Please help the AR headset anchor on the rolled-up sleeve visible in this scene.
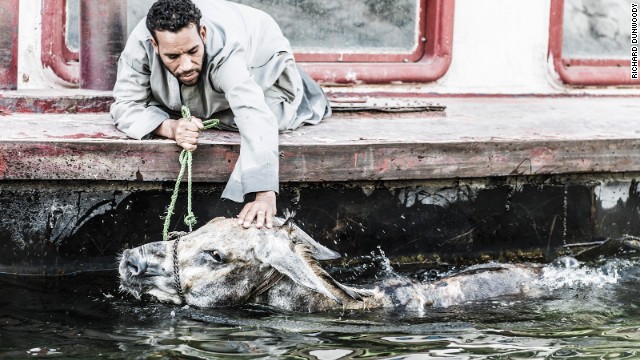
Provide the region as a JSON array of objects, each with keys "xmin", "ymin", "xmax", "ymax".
[
  {"xmin": 110, "ymin": 40, "xmax": 169, "ymax": 140},
  {"xmin": 214, "ymin": 52, "xmax": 279, "ymax": 200}
]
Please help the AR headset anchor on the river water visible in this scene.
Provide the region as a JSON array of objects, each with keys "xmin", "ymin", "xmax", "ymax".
[{"xmin": 1, "ymin": 255, "xmax": 639, "ymax": 359}]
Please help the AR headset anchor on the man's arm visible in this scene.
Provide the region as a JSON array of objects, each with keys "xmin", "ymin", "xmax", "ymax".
[
  {"xmin": 111, "ymin": 36, "xmax": 206, "ymax": 151},
  {"xmin": 229, "ymin": 76, "xmax": 279, "ymax": 229},
  {"xmin": 110, "ymin": 37, "xmax": 170, "ymax": 140},
  {"xmin": 213, "ymin": 53, "xmax": 280, "ymax": 229}
]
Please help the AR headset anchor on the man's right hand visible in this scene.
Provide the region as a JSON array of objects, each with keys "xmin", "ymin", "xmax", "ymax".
[{"xmin": 154, "ymin": 117, "xmax": 204, "ymax": 151}]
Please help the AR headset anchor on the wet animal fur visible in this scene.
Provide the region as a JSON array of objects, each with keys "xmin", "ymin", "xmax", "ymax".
[{"xmin": 119, "ymin": 217, "xmax": 543, "ymax": 313}]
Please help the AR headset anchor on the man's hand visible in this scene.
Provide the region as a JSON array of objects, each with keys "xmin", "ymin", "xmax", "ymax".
[
  {"xmin": 154, "ymin": 117, "xmax": 204, "ymax": 151},
  {"xmin": 237, "ymin": 191, "xmax": 277, "ymax": 229}
]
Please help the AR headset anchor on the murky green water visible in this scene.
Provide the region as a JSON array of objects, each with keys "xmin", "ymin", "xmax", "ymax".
[{"xmin": 1, "ymin": 257, "xmax": 639, "ymax": 359}]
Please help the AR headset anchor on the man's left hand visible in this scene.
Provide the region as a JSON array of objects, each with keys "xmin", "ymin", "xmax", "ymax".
[{"xmin": 238, "ymin": 191, "xmax": 277, "ymax": 229}]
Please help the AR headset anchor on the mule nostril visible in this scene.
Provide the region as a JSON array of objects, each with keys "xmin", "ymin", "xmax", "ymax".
[
  {"xmin": 126, "ymin": 260, "xmax": 139, "ymax": 275},
  {"xmin": 126, "ymin": 258, "xmax": 147, "ymax": 276}
]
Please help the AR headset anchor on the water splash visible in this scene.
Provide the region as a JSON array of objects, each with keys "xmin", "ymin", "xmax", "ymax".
[
  {"xmin": 534, "ymin": 257, "xmax": 632, "ymax": 291},
  {"xmin": 371, "ymin": 246, "xmax": 396, "ymax": 277}
]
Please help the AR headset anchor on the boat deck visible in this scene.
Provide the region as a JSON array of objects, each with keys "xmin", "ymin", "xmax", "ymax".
[{"xmin": 2, "ymin": 94, "xmax": 639, "ymax": 183}]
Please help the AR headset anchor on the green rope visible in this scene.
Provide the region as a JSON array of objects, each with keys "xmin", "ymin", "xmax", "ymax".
[{"xmin": 162, "ymin": 106, "xmax": 219, "ymax": 241}]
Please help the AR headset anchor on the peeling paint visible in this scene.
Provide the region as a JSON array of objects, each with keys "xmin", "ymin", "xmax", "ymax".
[
  {"xmin": 0, "ymin": 184, "xmax": 129, "ymax": 255},
  {"xmin": 595, "ymin": 181, "xmax": 634, "ymax": 210},
  {"xmin": 0, "ymin": 151, "xmax": 5, "ymax": 177},
  {"xmin": 47, "ymin": 132, "xmax": 119, "ymax": 139},
  {"xmin": 399, "ymin": 185, "xmax": 478, "ymax": 208},
  {"xmin": 345, "ymin": 70, "xmax": 358, "ymax": 83},
  {"xmin": 361, "ymin": 185, "xmax": 375, "ymax": 197},
  {"xmin": 418, "ymin": 187, "xmax": 474, "ymax": 207}
]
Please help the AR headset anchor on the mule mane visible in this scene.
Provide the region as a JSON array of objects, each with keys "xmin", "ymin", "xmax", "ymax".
[
  {"xmin": 248, "ymin": 268, "xmax": 284, "ymax": 299},
  {"xmin": 293, "ymin": 242, "xmax": 371, "ymax": 302}
]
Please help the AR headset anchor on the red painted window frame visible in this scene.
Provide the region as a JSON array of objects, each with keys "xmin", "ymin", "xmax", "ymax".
[
  {"xmin": 0, "ymin": 0, "xmax": 19, "ymax": 90},
  {"xmin": 41, "ymin": 0, "xmax": 80, "ymax": 84},
  {"xmin": 298, "ymin": 0, "xmax": 454, "ymax": 84},
  {"xmin": 548, "ymin": 0, "xmax": 638, "ymax": 86}
]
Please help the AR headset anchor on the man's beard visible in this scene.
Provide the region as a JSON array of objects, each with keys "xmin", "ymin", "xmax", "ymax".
[{"xmin": 175, "ymin": 68, "xmax": 201, "ymax": 86}]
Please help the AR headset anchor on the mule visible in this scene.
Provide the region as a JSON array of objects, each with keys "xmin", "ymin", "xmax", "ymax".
[{"xmin": 119, "ymin": 217, "xmax": 544, "ymax": 312}]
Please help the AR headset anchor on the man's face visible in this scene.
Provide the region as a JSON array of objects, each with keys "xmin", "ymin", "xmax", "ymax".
[{"xmin": 151, "ymin": 23, "xmax": 206, "ymax": 86}]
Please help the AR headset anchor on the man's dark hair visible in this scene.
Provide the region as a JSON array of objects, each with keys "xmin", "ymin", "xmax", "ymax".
[{"xmin": 146, "ymin": 0, "xmax": 202, "ymax": 41}]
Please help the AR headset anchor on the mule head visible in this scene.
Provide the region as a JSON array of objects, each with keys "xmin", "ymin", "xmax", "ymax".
[{"xmin": 119, "ymin": 217, "xmax": 362, "ymax": 308}]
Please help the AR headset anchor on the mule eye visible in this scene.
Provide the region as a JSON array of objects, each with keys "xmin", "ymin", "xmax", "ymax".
[{"xmin": 206, "ymin": 250, "xmax": 224, "ymax": 263}]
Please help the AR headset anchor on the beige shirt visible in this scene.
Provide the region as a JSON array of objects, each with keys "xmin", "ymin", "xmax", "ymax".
[{"xmin": 111, "ymin": 0, "xmax": 329, "ymax": 202}]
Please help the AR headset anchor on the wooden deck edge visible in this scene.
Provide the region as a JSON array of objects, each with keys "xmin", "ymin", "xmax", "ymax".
[
  {"xmin": 1, "ymin": 138, "xmax": 639, "ymax": 182},
  {"xmin": 2, "ymin": 96, "xmax": 639, "ymax": 183}
]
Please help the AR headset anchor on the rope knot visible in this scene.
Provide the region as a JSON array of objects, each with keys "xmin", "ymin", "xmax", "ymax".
[{"xmin": 183, "ymin": 213, "xmax": 197, "ymax": 228}]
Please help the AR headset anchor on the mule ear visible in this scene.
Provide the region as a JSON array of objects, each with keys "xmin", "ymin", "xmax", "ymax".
[
  {"xmin": 254, "ymin": 235, "xmax": 342, "ymax": 304},
  {"xmin": 273, "ymin": 217, "xmax": 341, "ymax": 261}
]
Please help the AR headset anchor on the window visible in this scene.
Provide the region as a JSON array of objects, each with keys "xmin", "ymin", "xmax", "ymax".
[
  {"xmin": 549, "ymin": 0, "xmax": 639, "ymax": 85},
  {"xmin": 236, "ymin": 0, "xmax": 423, "ymax": 61},
  {"xmin": 111, "ymin": 0, "xmax": 452, "ymax": 85},
  {"xmin": 236, "ymin": 0, "xmax": 454, "ymax": 84}
]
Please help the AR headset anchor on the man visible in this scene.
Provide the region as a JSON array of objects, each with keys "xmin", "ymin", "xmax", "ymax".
[{"xmin": 111, "ymin": 0, "xmax": 331, "ymax": 229}]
